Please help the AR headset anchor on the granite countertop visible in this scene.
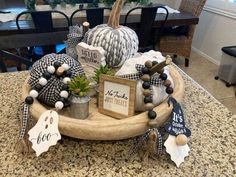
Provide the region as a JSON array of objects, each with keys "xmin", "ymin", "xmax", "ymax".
[{"xmin": 0, "ymin": 68, "xmax": 235, "ymax": 177}]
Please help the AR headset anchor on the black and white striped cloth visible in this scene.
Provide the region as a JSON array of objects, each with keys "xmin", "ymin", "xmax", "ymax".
[{"xmin": 28, "ymin": 53, "xmax": 85, "ymax": 107}]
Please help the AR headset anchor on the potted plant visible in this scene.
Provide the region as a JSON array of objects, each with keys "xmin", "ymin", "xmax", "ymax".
[
  {"xmin": 68, "ymin": 75, "xmax": 91, "ymax": 119},
  {"xmin": 92, "ymin": 65, "xmax": 114, "ymax": 106}
]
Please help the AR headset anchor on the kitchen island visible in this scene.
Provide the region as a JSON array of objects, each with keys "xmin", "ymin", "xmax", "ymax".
[{"xmin": 0, "ymin": 67, "xmax": 235, "ymax": 177}]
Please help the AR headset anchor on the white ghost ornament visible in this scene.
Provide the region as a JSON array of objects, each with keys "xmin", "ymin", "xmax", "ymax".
[
  {"xmin": 164, "ymin": 135, "xmax": 190, "ymax": 167},
  {"xmin": 28, "ymin": 110, "xmax": 61, "ymax": 156}
]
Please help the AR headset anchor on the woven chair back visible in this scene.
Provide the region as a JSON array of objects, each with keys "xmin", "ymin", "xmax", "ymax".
[{"xmin": 179, "ymin": 0, "xmax": 207, "ymax": 17}]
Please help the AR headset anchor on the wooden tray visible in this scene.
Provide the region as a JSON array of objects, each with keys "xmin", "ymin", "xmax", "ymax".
[{"xmin": 22, "ymin": 65, "xmax": 184, "ymax": 140}]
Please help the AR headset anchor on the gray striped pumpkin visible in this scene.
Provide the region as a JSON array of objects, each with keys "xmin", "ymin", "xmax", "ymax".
[
  {"xmin": 83, "ymin": 24, "xmax": 138, "ymax": 67},
  {"xmin": 83, "ymin": 0, "xmax": 139, "ymax": 68}
]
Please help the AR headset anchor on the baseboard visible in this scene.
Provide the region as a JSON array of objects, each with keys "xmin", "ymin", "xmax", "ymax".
[{"xmin": 191, "ymin": 47, "xmax": 220, "ymax": 66}]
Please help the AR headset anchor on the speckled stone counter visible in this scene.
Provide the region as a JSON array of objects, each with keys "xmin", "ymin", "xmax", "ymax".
[{"xmin": 0, "ymin": 68, "xmax": 235, "ymax": 177}]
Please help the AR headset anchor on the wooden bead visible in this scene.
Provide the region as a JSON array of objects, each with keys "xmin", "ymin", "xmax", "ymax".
[
  {"xmin": 63, "ymin": 77, "xmax": 71, "ymax": 84},
  {"xmin": 60, "ymin": 90, "xmax": 69, "ymax": 98},
  {"xmin": 143, "ymin": 89, "xmax": 151, "ymax": 96},
  {"xmin": 54, "ymin": 61, "xmax": 61, "ymax": 69},
  {"xmin": 176, "ymin": 134, "xmax": 188, "ymax": 146},
  {"xmin": 62, "ymin": 84, "xmax": 68, "ymax": 91},
  {"xmin": 61, "ymin": 63, "xmax": 70, "ymax": 71},
  {"xmin": 55, "ymin": 101, "xmax": 64, "ymax": 110},
  {"xmin": 144, "ymin": 96, "xmax": 152, "ymax": 103},
  {"xmin": 144, "ymin": 60, "xmax": 153, "ymax": 68},
  {"xmin": 42, "ymin": 72, "xmax": 51, "ymax": 79},
  {"xmin": 148, "ymin": 110, "xmax": 157, "ymax": 119},
  {"xmin": 34, "ymin": 84, "xmax": 43, "ymax": 91},
  {"xmin": 29, "ymin": 90, "xmax": 39, "ymax": 98},
  {"xmin": 39, "ymin": 77, "xmax": 47, "ymax": 86},
  {"xmin": 25, "ymin": 96, "xmax": 34, "ymax": 105},
  {"xmin": 47, "ymin": 66, "xmax": 55, "ymax": 74},
  {"xmin": 166, "ymin": 86, "xmax": 173, "ymax": 94},
  {"xmin": 164, "ymin": 79, "xmax": 171, "ymax": 87},
  {"xmin": 152, "ymin": 61, "xmax": 158, "ymax": 65},
  {"xmin": 56, "ymin": 66, "xmax": 65, "ymax": 76},
  {"xmin": 65, "ymin": 70, "xmax": 72, "ymax": 77},
  {"xmin": 141, "ymin": 67, "xmax": 149, "ymax": 74},
  {"xmin": 142, "ymin": 81, "xmax": 150, "ymax": 89},
  {"xmin": 145, "ymin": 103, "xmax": 154, "ymax": 110},
  {"xmin": 160, "ymin": 73, "xmax": 167, "ymax": 80},
  {"xmin": 141, "ymin": 74, "xmax": 150, "ymax": 82}
]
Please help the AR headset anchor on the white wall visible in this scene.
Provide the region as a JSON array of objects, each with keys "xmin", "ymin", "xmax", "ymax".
[
  {"xmin": 154, "ymin": 0, "xmax": 236, "ymax": 65},
  {"xmin": 192, "ymin": 2, "xmax": 236, "ymax": 65}
]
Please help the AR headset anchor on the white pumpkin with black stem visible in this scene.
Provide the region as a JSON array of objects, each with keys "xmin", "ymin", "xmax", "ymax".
[{"xmin": 83, "ymin": 0, "xmax": 139, "ymax": 68}]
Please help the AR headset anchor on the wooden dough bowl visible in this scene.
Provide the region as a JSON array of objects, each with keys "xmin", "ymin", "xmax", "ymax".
[{"xmin": 22, "ymin": 65, "xmax": 184, "ymax": 140}]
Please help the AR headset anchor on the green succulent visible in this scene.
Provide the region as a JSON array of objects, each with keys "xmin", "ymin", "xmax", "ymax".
[
  {"xmin": 68, "ymin": 75, "xmax": 91, "ymax": 97},
  {"xmin": 92, "ymin": 65, "xmax": 114, "ymax": 83}
]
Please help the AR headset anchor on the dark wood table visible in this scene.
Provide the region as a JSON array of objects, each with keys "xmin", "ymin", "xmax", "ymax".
[{"xmin": 0, "ymin": 11, "xmax": 198, "ymax": 49}]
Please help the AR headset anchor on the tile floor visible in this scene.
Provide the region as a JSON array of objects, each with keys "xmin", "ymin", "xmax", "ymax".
[{"xmin": 174, "ymin": 51, "xmax": 236, "ymax": 114}]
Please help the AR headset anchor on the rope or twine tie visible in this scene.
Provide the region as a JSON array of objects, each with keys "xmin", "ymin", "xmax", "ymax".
[{"xmin": 129, "ymin": 128, "xmax": 163, "ymax": 157}]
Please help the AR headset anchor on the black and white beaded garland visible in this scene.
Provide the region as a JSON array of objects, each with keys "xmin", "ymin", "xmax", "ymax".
[
  {"xmin": 140, "ymin": 60, "xmax": 173, "ymax": 120},
  {"xmin": 138, "ymin": 59, "xmax": 173, "ymax": 155},
  {"xmin": 19, "ymin": 61, "xmax": 72, "ymax": 151},
  {"xmin": 25, "ymin": 61, "xmax": 72, "ymax": 110}
]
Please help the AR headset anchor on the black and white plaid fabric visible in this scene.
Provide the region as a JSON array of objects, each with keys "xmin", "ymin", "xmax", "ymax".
[
  {"xmin": 119, "ymin": 64, "xmax": 162, "ymax": 86},
  {"xmin": 28, "ymin": 53, "xmax": 85, "ymax": 107},
  {"xmin": 156, "ymin": 129, "xmax": 163, "ymax": 155},
  {"xmin": 66, "ymin": 25, "xmax": 83, "ymax": 59},
  {"xmin": 19, "ymin": 103, "xmax": 29, "ymax": 139},
  {"xmin": 119, "ymin": 73, "xmax": 141, "ymax": 80},
  {"xmin": 69, "ymin": 25, "xmax": 83, "ymax": 34}
]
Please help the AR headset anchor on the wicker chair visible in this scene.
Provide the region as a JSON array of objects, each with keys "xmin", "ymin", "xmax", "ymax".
[{"xmin": 158, "ymin": 0, "xmax": 206, "ymax": 67}]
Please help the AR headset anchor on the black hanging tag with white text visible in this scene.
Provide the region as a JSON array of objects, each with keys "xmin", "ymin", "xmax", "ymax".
[{"xmin": 165, "ymin": 97, "xmax": 191, "ymax": 137}]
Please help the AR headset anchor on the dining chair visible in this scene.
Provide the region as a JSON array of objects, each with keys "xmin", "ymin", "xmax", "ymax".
[
  {"xmin": 70, "ymin": 7, "xmax": 112, "ymax": 28},
  {"xmin": 0, "ymin": 50, "xmax": 33, "ymax": 73},
  {"xmin": 16, "ymin": 10, "xmax": 70, "ymax": 61},
  {"xmin": 124, "ymin": 6, "xmax": 169, "ymax": 53},
  {"xmin": 158, "ymin": 0, "xmax": 207, "ymax": 67}
]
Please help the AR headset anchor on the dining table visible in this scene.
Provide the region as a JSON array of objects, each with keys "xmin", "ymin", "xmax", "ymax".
[
  {"xmin": 0, "ymin": 7, "xmax": 199, "ymax": 50},
  {"xmin": 0, "ymin": 65, "xmax": 235, "ymax": 176}
]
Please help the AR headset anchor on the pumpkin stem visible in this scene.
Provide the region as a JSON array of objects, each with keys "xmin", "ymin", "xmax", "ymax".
[{"xmin": 107, "ymin": 0, "xmax": 124, "ymax": 29}]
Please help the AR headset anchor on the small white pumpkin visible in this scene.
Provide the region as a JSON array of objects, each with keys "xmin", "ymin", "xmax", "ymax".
[
  {"xmin": 116, "ymin": 51, "xmax": 174, "ymax": 112},
  {"xmin": 83, "ymin": 0, "xmax": 139, "ymax": 68}
]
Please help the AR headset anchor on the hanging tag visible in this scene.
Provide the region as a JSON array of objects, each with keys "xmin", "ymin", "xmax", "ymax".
[
  {"xmin": 165, "ymin": 97, "xmax": 191, "ymax": 137},
  {"xmin": 164, "ymin": 97, "xmax": 191, "ymax": 167},
  {"xmin": 28, "ymin": 110, "xmax": 61, "ymax": 156}
]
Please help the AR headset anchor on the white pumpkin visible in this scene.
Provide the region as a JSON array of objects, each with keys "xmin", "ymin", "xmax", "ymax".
[
  {"xmin": 116, "ymin": 51, "xmax": 174, "ymax": 112},
  {"xmin": 83, "ymin": 0, "xmax": 138, "ymax": 68}
]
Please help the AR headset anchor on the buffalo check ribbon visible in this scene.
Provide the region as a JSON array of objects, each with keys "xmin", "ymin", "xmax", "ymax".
[{"xmin": 118, "ymin": 64, "xmax": 162, "ymax": 86}]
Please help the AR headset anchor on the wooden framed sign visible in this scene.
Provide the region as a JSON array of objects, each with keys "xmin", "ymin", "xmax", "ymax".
[{"xmin": 98, "ymin": 75, "xmax": 137, "ymax": 119}]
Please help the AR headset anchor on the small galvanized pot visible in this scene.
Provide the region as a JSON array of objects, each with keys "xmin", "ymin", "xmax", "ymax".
[{"xmin": 69, "ymin": 95, "xmax": 90, "ymax": 119}]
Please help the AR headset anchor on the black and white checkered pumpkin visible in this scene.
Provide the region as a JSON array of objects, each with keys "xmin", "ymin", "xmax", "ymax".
[
  {"xmin": 28, "ymin": 53, "xmax": 85, "ymax": 107},
  {"xmin": 83, "ymin": 0, "xmax": 138, "ymax": 68}
]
